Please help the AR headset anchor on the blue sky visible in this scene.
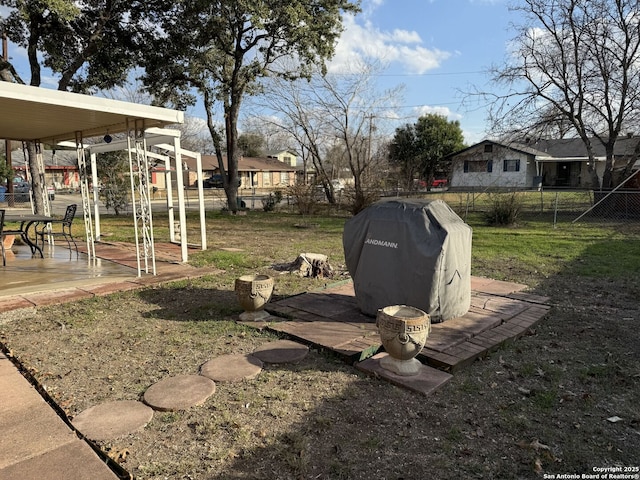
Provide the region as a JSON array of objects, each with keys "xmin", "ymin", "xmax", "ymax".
[
  {"xmin": 2, "ymin": 0, "xmax": 515, "ymax": 144},
  {"xmin": 330, "ymin": 0, "xmax": 514, "ymax": 143}
]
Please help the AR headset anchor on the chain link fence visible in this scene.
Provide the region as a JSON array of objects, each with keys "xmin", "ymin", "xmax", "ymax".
[
  {"xmin": 374, "ymin": 188, "xmax": 640, "ymax": 227},
  {"xmin": 455, "ymin": 189, "xmax": 640, "ymax": 226},
  {"xmin": 0, "ymin": 192, "xmax": 33, "ymax": 208}
]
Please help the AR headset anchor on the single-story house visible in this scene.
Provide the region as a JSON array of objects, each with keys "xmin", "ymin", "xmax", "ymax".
[
  {"xmin": 447, "ymin": 137, "xmax": 640, "ymax": 189},
  {"xmin": 7, "ymin": 148, "xmax": 80, "ymax": 190},
  {"xmin": 8, "ymin": 148, "xmax": 299, "ymax": 192},
  {"xmin": 182, "ymin": 154, "xmax": 297, "ymax": 189}
]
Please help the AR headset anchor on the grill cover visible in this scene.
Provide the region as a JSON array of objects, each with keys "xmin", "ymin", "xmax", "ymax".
[{"xmin": 343, "ymin": 199, "xmax": 472, "ymax": 322}]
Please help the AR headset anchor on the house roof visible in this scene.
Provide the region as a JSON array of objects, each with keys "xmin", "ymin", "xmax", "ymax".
[
  {"xmin": 8, "ymin": 148, "xmax": 78, "ymax": 167},
  {"xmin": 183, "ymin": 155, "xmax": 297, "ymax": 172},
  {"xmin": 443, "ymin": 139, "xmax": 546, "ymax": 159},
  {"xmin": 0, "ymin": 82, "xmax": 183, "ymax": 144},
  {"xmin": 526, "ymin": 137, "xmax": 640, "ymax": 158},
  {"xmin": 447, "ymin": 137, "xmax": 640, "ymax": 161}
]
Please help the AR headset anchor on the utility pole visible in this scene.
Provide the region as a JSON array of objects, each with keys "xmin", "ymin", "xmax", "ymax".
[{"xmin": 2, "ymin": 31, "xmax": 14, "ymax": 204}]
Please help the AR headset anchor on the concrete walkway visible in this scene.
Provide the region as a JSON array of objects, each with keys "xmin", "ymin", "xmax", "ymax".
[
  {"xmin": 0, "ymin": 351, "xmax": 121, "ymax": 480},
  {"xmin": 0, "ymin": 241, "xmax": 219, "ymax": 480}
]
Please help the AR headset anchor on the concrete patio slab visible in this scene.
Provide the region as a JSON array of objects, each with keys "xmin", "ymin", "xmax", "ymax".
[
  {"xmin": 0, "ymin": 352, "xmax": 119, "ymax": 479},
  {"xmin": 0, "ymin": 387, "xmax": 78, "ymax": 470},
  {"xmin": 0, "ymin": 439, "xmax": 119, "ymax": 480}
]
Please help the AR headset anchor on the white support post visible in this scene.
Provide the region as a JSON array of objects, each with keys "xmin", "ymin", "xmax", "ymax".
[
  {"xmin": 165, "ymin": 154, "xmax": 176, "ymax": 243},
  {"xmin": 126, "ymin": 125, "xmax": 142, "ymax": 275},
  {"xmin": 195, "ymin": 151, "xmax": 207, "ymax": 250},
  {"xmin": 90, "ymin": 152, "xmax": 101, "ymax": 241},
  {"xmin": 173, "ymin": 136, "xmax": 188, "ymax": 263},
  {"xmin": 34, "ymin": 143, "xmax": 51, "ymax": 217}
]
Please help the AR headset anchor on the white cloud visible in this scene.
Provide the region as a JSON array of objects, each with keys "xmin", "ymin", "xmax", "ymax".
[
  {"xmin": 413, "ymin": 105, "xmax": 461, "ymax": 121},
  {"xmin": 387, "ymin": 29, "xmax": 422, "ymax": 44},
  {"xmin": 463, "ymin": 127, "xmax": 486, "ymax": 144},
  {"xmin": 330, "ymin": 12, "xmax": 451, "ymax": 75}
]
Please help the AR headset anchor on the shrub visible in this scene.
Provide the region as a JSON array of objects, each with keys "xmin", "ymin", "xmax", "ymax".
[
  {"xmin": 485, "ymin": 191, "xmax": 523, "ymax": 225},
  {"xmin": 262, "ymin": 190, "xmax": 283, "ymax": 212},
  {"xmin": 288, "ymin": 184, "xmax": 319, "ymax": 215}
]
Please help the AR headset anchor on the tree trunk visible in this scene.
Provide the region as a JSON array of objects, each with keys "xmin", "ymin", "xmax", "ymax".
[
  {"xmin": 602, "ymin": 145, "xmax": 615, "ymax": 189},
  {"xmin": 26, "ymin": 142, "xmax": 46, "ymax": 214}
]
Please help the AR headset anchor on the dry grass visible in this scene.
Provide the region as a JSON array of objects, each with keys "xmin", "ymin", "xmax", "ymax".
[{"xmin": 1, "ymin": 209, "xmax": 639, "ymax": 479}]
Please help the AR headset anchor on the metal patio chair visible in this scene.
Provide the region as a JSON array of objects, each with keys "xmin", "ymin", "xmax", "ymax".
[{"xmin": 36, "ymin": 204, "xmax": 79, "ymax": 257}]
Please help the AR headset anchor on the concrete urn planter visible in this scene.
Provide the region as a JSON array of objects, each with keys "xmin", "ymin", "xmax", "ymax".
[
  {"xmin": 235, "ymin": 274, "xmax": 274, "ymax": 321},
  {"xmin": 376, "ymin": 305, "xmax": 431, "ymax": 376}
]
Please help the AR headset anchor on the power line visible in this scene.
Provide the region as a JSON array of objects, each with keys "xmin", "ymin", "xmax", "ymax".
[{"xmin": 326, "ymin": 70, "xmax": 485, "ymax": 77}]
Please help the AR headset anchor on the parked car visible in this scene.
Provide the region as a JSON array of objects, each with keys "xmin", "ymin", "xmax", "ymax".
[
  {"xmin": 12, "ymin": 177, "xmax": 31, "ymax": 202},
  {"xmin": 202, "ymin": 174, "xmax": 240, "ymax": 188},
  {"xmin": 9, "ymin": 178, "xmax": 56, "ymax": 201},
  {"xmin": 413, "ymin": 178, "xmax": 449, "ymax": 190},
  {"xmin": 203, "ymin": 174, "xmax": 224, "ymax": 188}
]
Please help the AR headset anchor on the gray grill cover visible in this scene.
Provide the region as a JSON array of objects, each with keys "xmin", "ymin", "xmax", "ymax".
[{"xmin": 343, "ymin": 199, "xmax": 472, "ymax": 322}]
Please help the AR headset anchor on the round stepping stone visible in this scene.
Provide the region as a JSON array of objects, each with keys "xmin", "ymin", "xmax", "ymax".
[
  {"xmin": 200, "ymin": 354, "xmax": 263, "ymax": 382},
  {"xmin": 252, "ymin": 339, "xmax": 309, "ymax": 364},
  {"xmin": 143, "ymin": 374, "xmax": 216, "ymax": 411},
  {"xmin": 72, "ymin": 400, "xmax": 153, "ymax": 441}
]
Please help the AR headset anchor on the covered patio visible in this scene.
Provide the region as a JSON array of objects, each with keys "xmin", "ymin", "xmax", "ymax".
[{"xmin": 0, "ymin": 81, "xmax": 207, "ymax": 275}]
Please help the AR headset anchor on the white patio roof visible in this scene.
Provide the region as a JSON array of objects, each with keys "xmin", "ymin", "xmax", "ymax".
[{"xmin": 0, "ymin": 82, "xmax": 183, "ymax": 144}]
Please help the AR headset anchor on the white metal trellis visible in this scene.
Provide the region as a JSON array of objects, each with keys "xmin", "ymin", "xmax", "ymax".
[
  {"xmin": 127, "ymin": 120, "xmax": 156, "ymax": 275},
  {"xmin": 68, "ymin": 127, "xmax": 207, "ymax": 276},
  {"xmin": 76, "ymin": 133, "xmax": 96, "ymax": 260}
]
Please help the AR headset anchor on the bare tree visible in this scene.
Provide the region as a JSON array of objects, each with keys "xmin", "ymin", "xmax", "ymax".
[
  {"xmin": 258, "ymin": 60, "xmax": 402, "ymax": 213},
  {"xmin": 483, "ymin": 0, "xmax": 640, "ymax": 188},
  {"xmin": 240, "ymin": 118, "xmax": 297, "ymax": 155}
]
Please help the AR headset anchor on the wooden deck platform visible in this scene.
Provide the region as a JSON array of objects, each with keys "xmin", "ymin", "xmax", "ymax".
[{"xmin": 242, "ymin": 277, "xmax": 551, "ymax": 395}]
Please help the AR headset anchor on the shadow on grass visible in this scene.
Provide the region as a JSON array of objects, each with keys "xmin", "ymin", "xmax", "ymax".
[
  {"xmin": 136, "ymin": 285, "xmax": 243, "ymax": 321},
  {"xmin": 193, "ymin": 235, "xmax": 640, "ymax": 480}
]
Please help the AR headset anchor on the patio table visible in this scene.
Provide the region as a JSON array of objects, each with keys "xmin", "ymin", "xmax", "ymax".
[{"xmin": 3, "ymin": 213, "xmax": 54, "ymax": 257}]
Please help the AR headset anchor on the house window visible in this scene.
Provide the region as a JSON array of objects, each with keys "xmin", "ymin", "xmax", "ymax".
[
  {"xmin": 503, "ymin": 159, "xmax": 521, "ymax": 172},
  {"xmin": 263, "ymin": 171, "xmax": 271, "ymax": 186},
  {"xmin": 484, "ymin": 144, "xmax": 493, "ymax": 153},
  {"xmin": 280, "ymin": 171, "xmax": 288, "ymax": 184},
  {"xmin": 464, "ymin": 160, "xmax": 493, "ymax": 173}
]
